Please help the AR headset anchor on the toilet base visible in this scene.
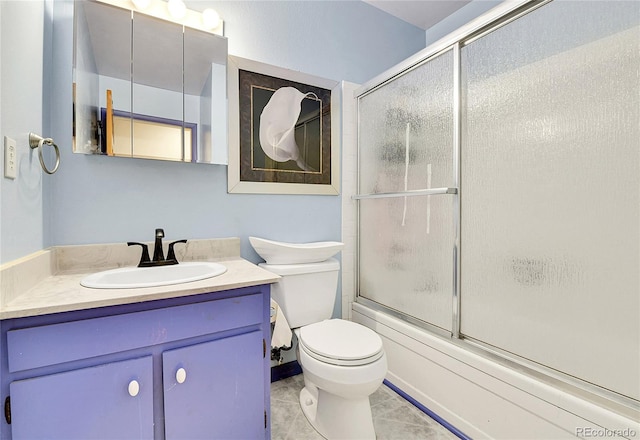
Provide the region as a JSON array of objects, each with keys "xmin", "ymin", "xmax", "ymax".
[{"xmin": 299, "ymin": 385, "xmax": 376, "ymax": 440}]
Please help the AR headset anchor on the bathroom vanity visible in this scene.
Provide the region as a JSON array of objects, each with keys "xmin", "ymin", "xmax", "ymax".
[{"xmin": 0, "ymin": 238, "xmax": 279, "ymax": 439}]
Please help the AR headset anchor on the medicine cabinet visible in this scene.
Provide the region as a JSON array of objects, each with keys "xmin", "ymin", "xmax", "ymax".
[{"xmin": 73, "ymin": 0, "xmax": 228, "ymax": 164}]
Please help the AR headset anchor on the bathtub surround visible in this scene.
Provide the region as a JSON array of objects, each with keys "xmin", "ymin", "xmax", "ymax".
[{"xmin": 339, "ymin": 81, "xmax": 360, "ymax": 321}]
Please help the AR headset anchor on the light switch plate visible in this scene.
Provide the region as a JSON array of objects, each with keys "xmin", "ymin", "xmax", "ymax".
[{"xmin": 4, "ymin": 136, "xmax": 17, "ymax": 179}]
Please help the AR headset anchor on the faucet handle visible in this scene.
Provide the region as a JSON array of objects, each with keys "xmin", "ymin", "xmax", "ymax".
[
  {"xmin": 167, "ymin": 240, "xmax": 188, "ymax": 263},
  {"xmin": 127, "ymin": 242, "xmax": 151, "ymax": 267}
]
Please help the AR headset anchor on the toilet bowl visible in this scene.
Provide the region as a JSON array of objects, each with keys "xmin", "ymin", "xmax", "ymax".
[
  {"xmin": 295, "ymin": 320, "xmax": 387, "ymax": 439},
  {"xmin": 251, "ymin": 237, "xmax": 387, "ymax": 439}
]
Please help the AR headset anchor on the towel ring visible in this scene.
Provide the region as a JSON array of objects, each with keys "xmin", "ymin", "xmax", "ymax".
[{"xmin": 29, "ymin": 133, "xmax": 60, "ymax": 175}]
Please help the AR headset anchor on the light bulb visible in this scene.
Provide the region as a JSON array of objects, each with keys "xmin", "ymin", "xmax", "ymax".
[
  {"xmin": 167, "ymin": 0, "xmax": 186, "ymax": 19},
  {"xmin": 202, "ymin": 8, "xmax": 220, "ymax": 29}
]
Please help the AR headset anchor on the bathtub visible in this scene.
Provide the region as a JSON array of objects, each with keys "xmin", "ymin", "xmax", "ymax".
[{"xmin": 351, "ymin": 302, "xmax": 639, "ymax": 439}]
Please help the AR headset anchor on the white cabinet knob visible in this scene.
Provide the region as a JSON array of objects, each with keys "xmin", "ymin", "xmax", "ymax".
[
  {"xmin": 176, "ymin": 367, "xmax": 187, "ymax": 384},
  {"xmin": 128, "ymin": 380, "xmax": 140, "ymax": 397}
]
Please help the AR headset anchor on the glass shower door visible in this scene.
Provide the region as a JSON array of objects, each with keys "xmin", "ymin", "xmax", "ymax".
[
  {"xmin": 460, "ymin": 1, "xmax": 640, "ymax": 400},
  {"xmin": 358, "ymin": 50, "xmax": 456, "ymax": 333}
]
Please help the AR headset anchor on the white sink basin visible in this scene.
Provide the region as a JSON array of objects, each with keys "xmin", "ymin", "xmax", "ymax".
[
  {"xmin": 81, "ymin": 262, "xmax": 227, "ymax": 289},
  {"xmin": 249, "ymin": 236, "xmax": 344, "ymax": 264}
]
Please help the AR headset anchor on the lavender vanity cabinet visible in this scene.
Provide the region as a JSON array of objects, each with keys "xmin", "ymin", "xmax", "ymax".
[
  {"xmin": 0, "ymin": 285, "xmax": 271, "ymax": 440},
  {"xmin": 163, "ymin": 331, "xmax": 266, "ymax": 439},
  {"xmin": 10, "ymin": 356, "xmax": 155, "ymax": 439}
]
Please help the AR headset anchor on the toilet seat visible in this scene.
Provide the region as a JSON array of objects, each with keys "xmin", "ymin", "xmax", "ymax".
[{"xmin": 298, "ymin": 319, "xmax": 384, "ymax": 366}]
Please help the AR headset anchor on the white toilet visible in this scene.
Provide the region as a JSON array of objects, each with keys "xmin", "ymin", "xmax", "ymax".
[{"xmin": 250, "ymin": 237, "xmax": 387, "ymax": 440}]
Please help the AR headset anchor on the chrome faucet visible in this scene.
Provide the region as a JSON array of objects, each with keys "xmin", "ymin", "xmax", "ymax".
[{"xmin": 128, "ymin": 228, "xmax": 187, "ymax": 267}]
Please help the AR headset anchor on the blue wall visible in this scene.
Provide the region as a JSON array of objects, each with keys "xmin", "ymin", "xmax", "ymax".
[
  {"xmin": 0, "ymin": 0, "xmax": 509, "ymax": 265},
  {"xmin": 0, "ymin": 1, "xmax": 46, "ymax": 263},
  {"xmin": 0, "ymin": 0, "xmax": 426, "ymax": 264}
]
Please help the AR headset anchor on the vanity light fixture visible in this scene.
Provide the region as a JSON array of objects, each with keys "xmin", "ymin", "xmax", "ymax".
[
  {"xmin": 167, "ymin": 0, "xmax": 186, "ymax": 19},
  {"xmin": 112, "ymin": 0, "xmax": 223, "ymax": 35},
  {"xmin": 202, "ymin": 8, "xmax": 220, "ymax": 30}
]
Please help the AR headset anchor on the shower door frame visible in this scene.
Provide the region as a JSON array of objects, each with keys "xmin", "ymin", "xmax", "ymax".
[{"xmin": 353, "ymin": 0, "xmax": 639, "ymax": 415}]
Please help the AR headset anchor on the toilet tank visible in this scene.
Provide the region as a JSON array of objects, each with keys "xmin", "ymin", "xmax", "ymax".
[{"xmin": 259, "ymin": 258, "xmax": 340, "ymax": 329}]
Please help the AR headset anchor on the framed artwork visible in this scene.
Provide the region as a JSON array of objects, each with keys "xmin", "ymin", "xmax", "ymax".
[{"xmin": 228, "ymin": 56, "xmax": 340, "ymax": 194}]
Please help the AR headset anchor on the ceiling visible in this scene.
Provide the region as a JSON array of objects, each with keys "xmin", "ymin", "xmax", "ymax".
[{"xmin": 364, "ymin": 0, "xmax": 472, "ymax": 30}]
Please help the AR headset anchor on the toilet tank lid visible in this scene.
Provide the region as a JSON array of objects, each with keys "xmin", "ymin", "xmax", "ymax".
[{"xmin": 258, "ymin": 258, "xmax": 339, "ymax": 276}]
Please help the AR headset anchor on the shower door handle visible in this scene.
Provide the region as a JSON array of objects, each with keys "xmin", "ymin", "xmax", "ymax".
[{"xmin": 352, "ymin": 187, "xmax": 458, "ymax": 200}]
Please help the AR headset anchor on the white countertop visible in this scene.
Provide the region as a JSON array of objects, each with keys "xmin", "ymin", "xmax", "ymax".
[
  {"xmin": 1, "ymin": 258, "xmax": 279, "ymax": 320},
  {"xmin": 0, "ymin": 239, "xmax": 280, "ymax": 319}
]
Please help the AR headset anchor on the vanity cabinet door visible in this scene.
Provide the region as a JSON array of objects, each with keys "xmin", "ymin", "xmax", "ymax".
[
  {"xmin": 9, "ymin": 356, "xmax": 153, "ymax": 440},
  {"xmin": 163, "ymin": 331, "xmax": 266, "ymax": 439}
]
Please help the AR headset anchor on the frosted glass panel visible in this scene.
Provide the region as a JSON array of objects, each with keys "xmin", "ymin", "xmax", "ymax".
[
  {"xmin": 460, "ymin": 1, "xmax": 640, "ymax": 400},
  {"xmin": 359, "ymin": 51, "xmax": 454, "ymax": 194},
  {"xmin": 359, "ymin": 195, "xmax": 453, "ymax": 331}
]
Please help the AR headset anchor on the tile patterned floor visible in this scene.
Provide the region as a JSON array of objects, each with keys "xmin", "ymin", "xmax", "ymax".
[{"xmin": 271, "ymin": 374, "xmax": 458, "ymax": 440}]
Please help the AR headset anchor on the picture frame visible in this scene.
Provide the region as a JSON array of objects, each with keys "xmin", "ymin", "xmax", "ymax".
[{"xmin": 227, "ymin": 56, "xmax": 341, "ymax": 195}]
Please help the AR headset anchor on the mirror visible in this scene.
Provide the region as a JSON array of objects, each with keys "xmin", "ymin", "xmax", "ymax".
[{"xmin": 73, "ymin": 1, "xmax": 228, "ymax": 164}]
